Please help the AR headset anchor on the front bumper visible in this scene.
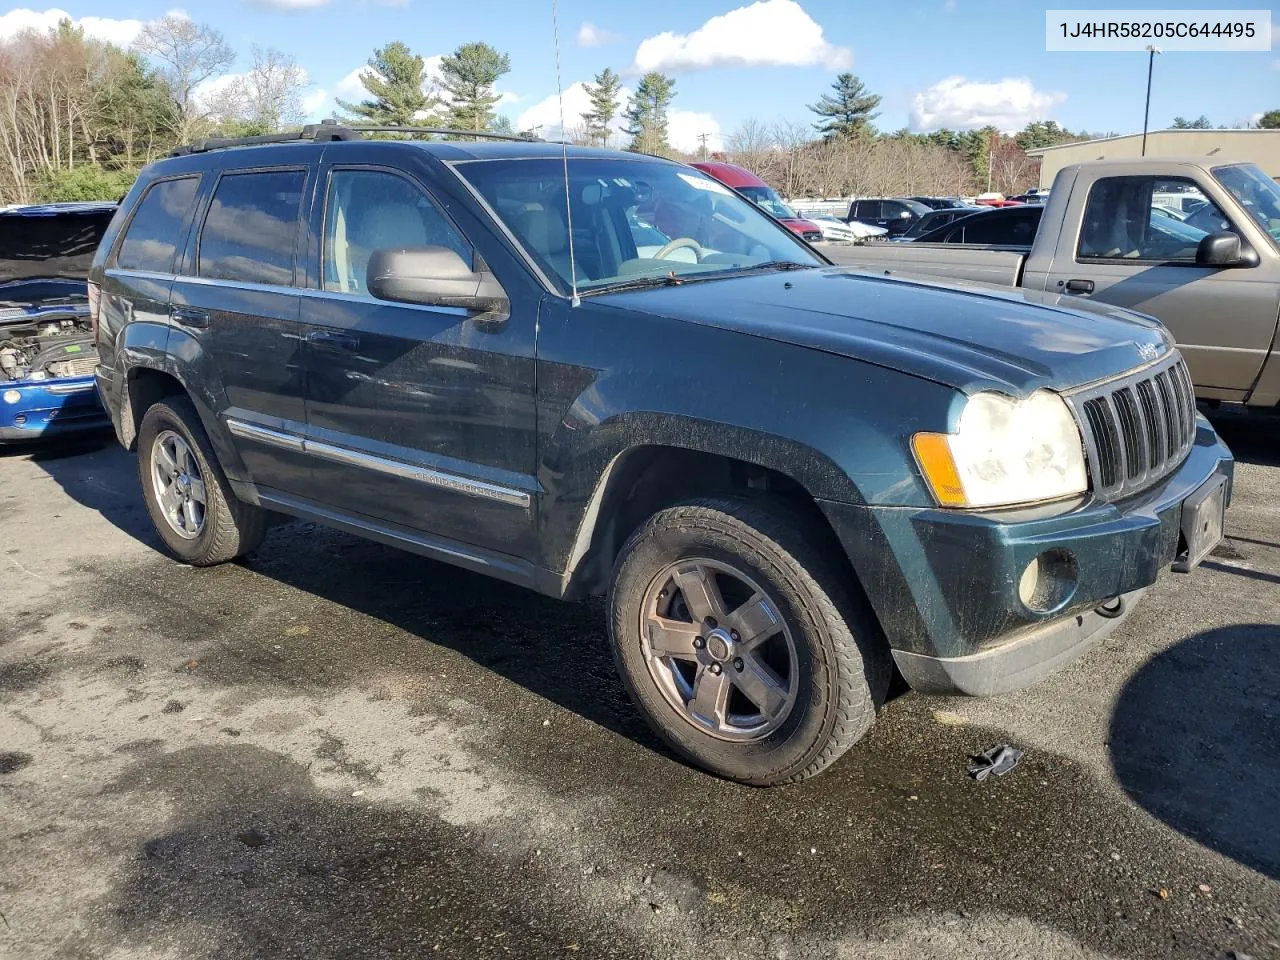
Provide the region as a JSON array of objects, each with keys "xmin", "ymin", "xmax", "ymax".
[
  {"xmin": 822, "ymin": 415, "xmax": 1233, "ymax": 695},
  {"xmin": 0, "ymin": 375, "xmax": 109, "ymax": 442}
]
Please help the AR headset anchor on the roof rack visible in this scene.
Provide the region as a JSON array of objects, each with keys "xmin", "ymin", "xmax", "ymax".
[{"xmin": 169, "ymin": 119, "xmax": 543, "ymax": 157}]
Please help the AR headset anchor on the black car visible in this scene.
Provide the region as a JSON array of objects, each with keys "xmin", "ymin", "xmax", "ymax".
[
  {"xmin": 89, "ymin": 124, "xmax": 1231, "ymax": 786},
  {"xmin": 894, "ymin": 206, "xmax": 987, "ymax": 241},
  {"xmin": 845, "ymin": 197, "xmax": 931, "ymax": 236},
  {"xmin": 907, "ymin": 196, "xmax": 971, "ymax": 210},
  {"xmin": 912, "ymin": 205, "xmax": 1045, "ymax": 245}
]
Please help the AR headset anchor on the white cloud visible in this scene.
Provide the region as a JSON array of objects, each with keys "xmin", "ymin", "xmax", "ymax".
[
  {"xmin": 517, "ymin": 81, "xmax": 628, "ymax": 139},
  {"xmin": 668, "ymin": 109, "xmax": 722, "ymax": 153},
  {"xmin": 909, "ymin": 76, "xmax": 1066, "ymax": 133},
  {"xmin": 577, "ymin": 21, "xmax": 619, "ymax": 47},
  {"xmin": 0, "ymin": 7, "xmax": 146, "ymax": 47},
  {"xmin": 302, "ymin": 88, "xmax": 330, "ymax": 115},
  {"xmin": 335, "ymin": 66, "xmax": 372, "ymax": 101},
  {"xmin": 632, "ymin": 0, "xmax": 849, "ymax": 73}
]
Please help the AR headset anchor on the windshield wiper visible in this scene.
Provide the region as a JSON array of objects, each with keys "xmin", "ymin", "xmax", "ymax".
[
  {"xmin": 731, "ymin": 260, "xmax": 814, "ymax": 273},
  {"xmin": 581, "ymin": 273, "xmax": 689, "ymax": 296}
]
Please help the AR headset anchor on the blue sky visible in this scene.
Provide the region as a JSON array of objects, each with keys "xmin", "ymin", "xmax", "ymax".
[{"xmin": 1, "ymin": 1, "xmax": 1276, "ymax": 150}]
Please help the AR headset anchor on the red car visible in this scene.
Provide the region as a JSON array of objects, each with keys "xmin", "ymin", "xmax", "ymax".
[{"xmin": 690, "ymin": 161, "xmax": 824, "ymax": 242}]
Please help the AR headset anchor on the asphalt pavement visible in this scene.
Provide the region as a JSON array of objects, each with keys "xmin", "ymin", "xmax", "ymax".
[{"xmin": 1, "ymin": 415, "xmax": 1277, "ymax": 960}]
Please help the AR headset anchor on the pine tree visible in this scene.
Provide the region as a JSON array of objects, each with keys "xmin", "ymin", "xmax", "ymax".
[
  {"xmin": 581, "ymin": 67, "xmax": 621, "ymax": 146},
  {"xmin": 337, "ymin": 42, "xmax": 440, "ymax": 127},
  {"xmin": 623, "ymin": 72, "xmax": 675, "ymax": 155},
  {"xmin": 807, "ymin": 73, "xmax": 880, "ymax": 140},
  {"xmin": 440, "ymin": 42, "xmax": 511, "ymax": 134}
]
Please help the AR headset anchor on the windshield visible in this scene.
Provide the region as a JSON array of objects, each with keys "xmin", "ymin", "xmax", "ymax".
[
  {"xmin": 1213, "ymin": 163, "xmax": 1280, "ymax": 249},
  {"xmin": 0, "ymin": 207, "xmax": 114, "ymax": 283},
  {"xmin": 735, "ymin": 184, "xmax": 798, "ymax": 219},
  {"xmin": 455, "ymin": 157, "xmax": 821, "ymax": 295}
]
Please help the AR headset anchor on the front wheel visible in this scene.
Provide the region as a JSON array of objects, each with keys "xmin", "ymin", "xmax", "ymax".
[
  {"xmin": 137, "ymin": 397, "xmax": 266, "ymax": 566},
  {"xmin": 608, "ymin": 497, "xmax": 890, "ymax": 785}
]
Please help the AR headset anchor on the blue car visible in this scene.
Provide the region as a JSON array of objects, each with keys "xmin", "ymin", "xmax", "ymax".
[{"xmin": 0, "ymin": 202, "xmax": 116, "ymax": 442}]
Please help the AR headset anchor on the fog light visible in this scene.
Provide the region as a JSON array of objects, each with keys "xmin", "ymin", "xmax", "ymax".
[
  {"xmin": 1018, "ymin": 549, "xmax": 1078, "ymax": 613},
  {"xmin": 2, "ymin": 389, "xmax": 19, "ymax": 404}
]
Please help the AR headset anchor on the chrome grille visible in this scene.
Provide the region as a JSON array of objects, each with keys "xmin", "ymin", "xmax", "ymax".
[{"xmin": 1067, "ymin": 352, "xmax": 1197, "ymax": 501}]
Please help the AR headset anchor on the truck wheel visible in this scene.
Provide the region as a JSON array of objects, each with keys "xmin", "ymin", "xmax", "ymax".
[
  {"xmin": 608, "ymin": 496, "xmax": 890, "ymax": 785},
  {"xmin": 136, "ymin": 397, "xmax": 266, "ymax": 566}
]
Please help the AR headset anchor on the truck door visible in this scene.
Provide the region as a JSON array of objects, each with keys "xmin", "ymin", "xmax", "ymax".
[{"xmin": 1043, "ymin": 173, "xmax": 1277, "ymax": 401}]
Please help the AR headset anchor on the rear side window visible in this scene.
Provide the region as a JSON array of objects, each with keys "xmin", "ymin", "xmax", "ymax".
[
  {"xmin": 855, "ymin": 200, "xmax": 881, "ymax": 219},
  {"xmin": 198, "ymin": 169, "xmax": 305, "ymax": 285},
  {"xmin": 117, "ymin": 177, "xmax": 199, "ymax": 273},
  {"xmin": 959, "ymin": 210, "xmax": 1041, "ymax": 245}
]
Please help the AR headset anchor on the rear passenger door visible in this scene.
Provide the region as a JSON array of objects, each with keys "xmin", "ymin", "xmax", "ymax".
[
  {"xmin": 170, "ymin": 165, "xmax": 312, "ymax": 493},
  {"xmin": 295, "ymin": 160, "xmax": 538, "ymax": 556}
]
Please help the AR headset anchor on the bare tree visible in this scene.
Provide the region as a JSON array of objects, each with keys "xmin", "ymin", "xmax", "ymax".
[
  {"xmin": 204, "ymin": 46, "xmax": 307, "ymax": 133},
  {"xmin": 134, "ymin": 14, "xmax": 235, "ymax": 142}
]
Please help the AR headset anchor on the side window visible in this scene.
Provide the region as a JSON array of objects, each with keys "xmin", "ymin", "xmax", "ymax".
[
  {"xmin": 858, "ymin": 200, "xmax": 882, "ymax": 219},
  {"xmin": 323, "ymin": 169, "xmax": 472, "ymax": 295},
  {"xmin": 198, "ymin": 169, "xmax": 305, "ymax": 285},
  {"xmin": 963, "ymin": 210, "xmax": 1040, "ymax": 245},
  {"xmin": 117, "ymin": 177, "xmax": 199, "ymax": 273},
  {"xmin": 1078, "ymin": 176, "xmax": 1230, "ymax": 262},
  {"xmin": 882, "ymin": 201, "xmax": 906, "ymax": 219}
]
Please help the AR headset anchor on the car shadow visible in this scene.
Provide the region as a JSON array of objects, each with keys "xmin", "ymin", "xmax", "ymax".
[
  {"xmin": 1109, "ymin": 623, "xmax": 1280, "ymax": 879},
  {"xmin": 1202, "ymin": 406, "xmax": 1279, "ymax": 467},
  {"xmin": 11, "ymin": 434, "xmax": 165, "ymax": 551}
]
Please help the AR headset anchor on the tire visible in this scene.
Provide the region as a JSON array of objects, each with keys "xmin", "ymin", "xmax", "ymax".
[
  {"xmin": 136, "ymin": 396, "xmax": 267, "ymax": 566},
  {"xmin": 608, "ymin": 496, "xmax": 891, "ymax": 786}
]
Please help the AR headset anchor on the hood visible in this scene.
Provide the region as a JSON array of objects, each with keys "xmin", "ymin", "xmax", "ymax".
[
  {"xmin": 604, "ymin": 266, "xmax": 1172, "ymax": 396},
  {"xmin": 780, "ymin": 218, "xmax": 822, "ymax": 234}
]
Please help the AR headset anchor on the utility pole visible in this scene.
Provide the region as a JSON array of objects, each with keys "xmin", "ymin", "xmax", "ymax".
[
  {"xmin": 697, "ymin": 132, "xmax": 710, "ymax": 159},
  {"xmin": 1142, "ymin": 45, "xmax": 1161, "ymax": 156}
]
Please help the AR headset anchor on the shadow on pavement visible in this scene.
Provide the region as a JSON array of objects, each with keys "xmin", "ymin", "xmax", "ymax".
[
  {"xmin": 1110, "ymin": 623, "xmax": 1280, "ymax": 879},
  {"xmin": 16, "ymin": 436, "xmax": 166, "ymax": 551},
  {"xmin": 1203, "ymin": 408, "xmax": 1279, "ymax": 468}
]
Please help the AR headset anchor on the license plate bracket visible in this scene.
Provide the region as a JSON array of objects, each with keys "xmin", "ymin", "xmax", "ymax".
[{"xmin": 1172, "ymin": 473, "xmax": 1227, "ymax": 573}]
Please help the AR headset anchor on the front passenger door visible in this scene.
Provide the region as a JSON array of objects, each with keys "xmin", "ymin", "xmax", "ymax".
[
  {"xmin": 1045, "ymin": 175, "xmax": 1277, "ymax": 399},
  {"xmin": 298, "ymin": 165, "xmax": 539, "ymax": 556}
]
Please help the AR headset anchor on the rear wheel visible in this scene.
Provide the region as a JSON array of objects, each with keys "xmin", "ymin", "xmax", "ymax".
[
  {"xmin": 137, "ymin": 397, "xmax": 266, "ymax": 566},
  {"xmin": 608, "ymin": 496, "xmax": 890, "ymax": 785}
]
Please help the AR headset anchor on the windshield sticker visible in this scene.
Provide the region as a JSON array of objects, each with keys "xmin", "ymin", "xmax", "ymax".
[{"xmin": 678, "ymin": 173, "xmax": 731, "ymax": 195}]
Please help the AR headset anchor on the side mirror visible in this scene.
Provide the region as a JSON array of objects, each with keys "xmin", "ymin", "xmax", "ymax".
[
  {"xmin": 367, "ymin": 246, "xmax": 508, "ymax": 319},
  {"xmin": 1195, "ymin": 231, "xmax": 1255, "ymax": 268}
]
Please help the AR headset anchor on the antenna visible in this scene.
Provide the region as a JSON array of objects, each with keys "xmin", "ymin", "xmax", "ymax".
[{"xmin": 551, "ymin": 0, "xmax": 580, "ymax": 306}]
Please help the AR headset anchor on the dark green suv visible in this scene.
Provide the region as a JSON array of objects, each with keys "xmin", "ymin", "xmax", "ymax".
[{"xmin": 90, "ymin": 125, "xmax": 1233, "ymax": 785}]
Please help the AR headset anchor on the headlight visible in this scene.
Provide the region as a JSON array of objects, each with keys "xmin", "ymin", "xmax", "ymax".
[
  {"xmin": 913, "ymin": 390, "xmax": 1088, "ymax": 508},
  {"xmin": 2, "ymin": 389, "xmax": 19, "ymax": 404}
]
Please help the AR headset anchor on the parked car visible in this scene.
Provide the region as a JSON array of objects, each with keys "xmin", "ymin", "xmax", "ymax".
[
  {"xmin": 910, "ymin": 205, "xmax": 1044, "ymax": 245},
  {"xmin": 907, "ymin": 196, "xmax": 972, "ymax": 210},
  {"xmin": 803, "ymin": 213, "xmax": 888, "ymax": 242},
  {"xmin": 846, "ymin": 197, "xmax": 931, "ymax": 236},
  {"xmin": 823, "ymin": 157, "xmax": 1280, "ymax": 407},
  {"xmin": 93, "ymin": 126, "xmax": 1233, "ymax": 785},
  {"xmin": 893, "ymin": 206, "xmax": 988, "ymax": 241},
  {"xmin": 1, "ymin": 201, "xmax": 116, "ymax": 442},
  {"xmin": 690, "ymin": 161, "xmax": 823, "ymax": 242}
]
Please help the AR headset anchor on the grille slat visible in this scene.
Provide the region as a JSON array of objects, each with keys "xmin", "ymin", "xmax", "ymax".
[{"xmin": 1069, "ymin": 354, "xmax": 1196, "ymax": 502}]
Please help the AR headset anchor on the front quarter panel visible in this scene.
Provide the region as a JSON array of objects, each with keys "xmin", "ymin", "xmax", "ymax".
[{"xmin": 533, "ymin": 296, "xmax": 959, "ymax": 574}]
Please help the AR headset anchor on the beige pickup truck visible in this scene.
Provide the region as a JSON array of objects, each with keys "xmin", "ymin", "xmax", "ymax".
[{"xmin": 824, "ymin": 158, "xmax": 1280, "ymax": 407}]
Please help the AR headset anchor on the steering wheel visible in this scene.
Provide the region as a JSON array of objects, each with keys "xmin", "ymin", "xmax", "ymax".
[{"xmin": 654, "ymin": 236, "xmax": 702, "ymax": 261}]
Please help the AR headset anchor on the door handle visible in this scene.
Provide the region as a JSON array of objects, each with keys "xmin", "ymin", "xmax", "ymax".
[
  {"xmin": 1064, "ymin": 279, "xmax": 1095, "ymax": 294},
  {"xmin": 170, "ymin": 306, "xmax": 209, "ymax": 327},
  {"xmin": 307, "ymin": 330, "xmax": 360, "ymax": 351}
]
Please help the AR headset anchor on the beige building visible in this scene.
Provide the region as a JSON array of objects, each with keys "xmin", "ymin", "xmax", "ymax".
[{"xmin": 1026, "ymin": 129, "xmax": 1280, "ymax": 188}]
